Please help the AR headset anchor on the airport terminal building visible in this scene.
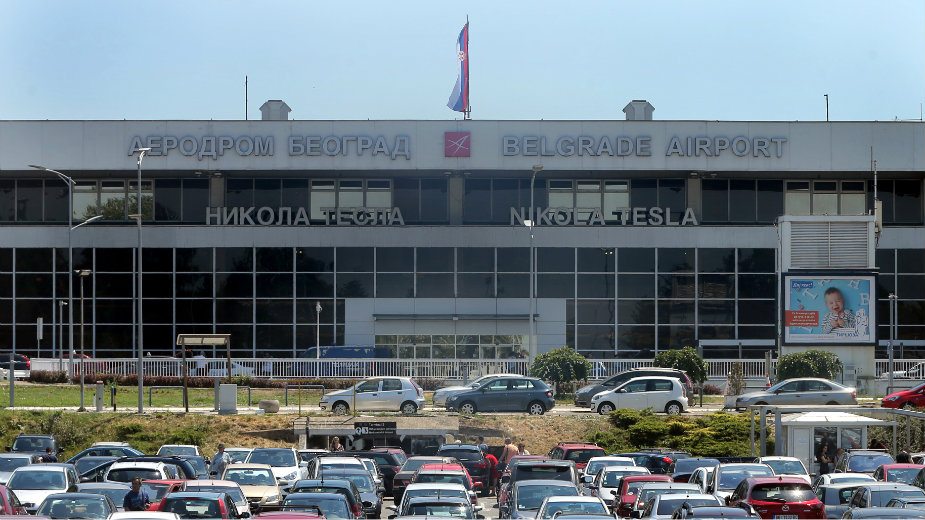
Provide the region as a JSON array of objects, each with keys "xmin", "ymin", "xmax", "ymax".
[{"xmin": 0, "ymin": 100, "xmax": 922, "ymax": 370}]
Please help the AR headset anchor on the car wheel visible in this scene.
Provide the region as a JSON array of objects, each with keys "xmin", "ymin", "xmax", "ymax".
[
  {"xmin": 754, "ymin": 401, "xmax": 768, "ymax": 406},
  {"xmin": 528, "ymin": 401, "xmax": 546, "ymax": 415},
  {"xmin": 903, "ymin": 402, "xmax": 917, "ymax": 410},
  {"xmin": 400, "ymin": 401, "xmax": 418, "ymax": 415},
  {"xmin": 665, "ymin": 401, "xmax": 682, "ymax": 415},
  {"xmin": 597, "ymin": 402, "xmax": 615, "ymax": 414},
  {"xmin": 826, "ymin": 401, "xmax": 839, "ymax": 406},
  {"xmin": 332, "ymin": 401, "xmax": 350, "ymax": 415},
  {"xmin": 459, "ymin": 401, "xmax": 477, "ymax": 415}
]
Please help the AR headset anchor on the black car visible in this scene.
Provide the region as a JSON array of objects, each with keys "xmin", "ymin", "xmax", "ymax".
[
  {"xmin": 836, "ymin": 450, "xmax": 896, "ymax": 474},
  {"xmin": 339, "ymin": 450, "xmax": 405, "ymax": 495},
  {"xmin": 613, "ymin": 452, "xmax": 677, "ymax": 474},
  {"xmin": 668, "ymin": 458, "xmax": 720, "ymax": 483},
  {"xmin": 317, "ymin": 468, "xmax": 382, "ymax": 518},
  {"xmin": 66, "ymin": 445, "xmax": 144, "ymax": 464},
  {"xmin": 289, "ymin": 478, "xmax": 367, "ymax": 518},
  {"xmin": 574, "ymin": 368, "xmax": 693, "ymax": 407},
  {"xmin": 436, "ymin": 444, "xmax": 491, "ymax": 496},
  {"xmin": 8, "ymin": 434, "xmax": 60, "ymax": 456}
]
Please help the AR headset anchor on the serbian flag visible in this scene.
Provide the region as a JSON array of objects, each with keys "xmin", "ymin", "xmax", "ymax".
[{"xmin": 446, "ymin": 22, "xmax": 469, "ymax": 113}]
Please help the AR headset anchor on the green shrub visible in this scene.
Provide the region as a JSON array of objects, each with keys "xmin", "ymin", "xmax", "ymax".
[
  {"xmin": 608, "ymin": 408, "xmax": 652, "ymax": 429},
  {"xmin": 627, "ymin": 418, "xmax": 670, "ymax": 446},
  {"xmin": 653, "ymin": 347, "xmax": 708, "ymax": 384},
  {"xmin": 530, "ymin": 347, "xmax": 592, "ymax": 392},
  {"xmin": 28, "ymin": 371, "xmax": 69, "ymax": 384},
  {"xmin": 776, "ymin": 350, "xmax": 842, "ymax": 381}
]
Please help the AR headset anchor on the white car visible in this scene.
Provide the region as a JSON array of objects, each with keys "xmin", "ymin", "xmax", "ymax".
[
  {"xmin": 0, "ymin": 453, "xmax": 39, "ymax": 485},
  {"xmin": 358, "ymin": 458, "xmax": 383, "ymax": 487},
  {"xmin": 757, "ymin": 456, "xmax": 811, "ymax": 484},
  {"xmin": 319, "ymin": 377, "xmax": 426, "ymax": 415},
  {"xmin": 157, "ymin": 445, "xmax": 201, "ymax": 457},
  {"xmin": 706, "ymin": 463, "xmax": 773, "ymax": 500},
  {"xmin": 7, "ymin": 464, "xmax": 78, "ymax": 512},
  {"xmin": 591, "ymin": 376, "xmax": 688, "ymax": 415},
  {"xmin": 638, "ymin": 493, "xmax": 722, "ymax": 519},
  {"xmin": 810, "ymin": 471, "xmax": 875, "ymax": 491},
  {"xmin": 308, "ymin": 456, "xmax": 367, "ymax": 478},
  {"xmin": 245, "ymin": 448, "xmax": 307, "ymax": 485},
  {"xmin": 432, "ymin": 373, "xmax": 521, "ymax": 407},
  {"xmin": 589, "ymin": 465, "xmax": 650, "ymax": 502},
  {"xmin": 536, "ymin": 495, "xmax": 610, "ymax": 519},
  {"xmin": 206, "ymin": 361, "xmax": 255, "ymax": 377},
  {"xmin": 632, "ymin": 482, "xmax": 702, "ymax": 516},
  {"xmin": 689, "ymin": 467, "xmax": 715, "ymax": 494},
  {"xmin": 583, "ymin": 456, "xmax": 636, "ymax": 478},
  {"xmin": 395, "ymin": 483, "xmax": 473, "ymax": 514},
  {"xmin": 104, "ymin": 462, "xmax": 172, "ymax": 483}
]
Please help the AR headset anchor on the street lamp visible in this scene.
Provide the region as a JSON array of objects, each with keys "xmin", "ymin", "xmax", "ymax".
[
  {"xmin": 132, "ymin": 147, "xmax": 151, "ymax": 414},
  {"xmin": 526, "ymin": 164, "xmax": 543, "ymax": 363},
  {"xmin": 76, "ymin": 269, "xmax": 91, "ymax": 412},
  {"xmin": 888, "ymin": 293, "xmax": 898, "ymax": 394},
  {"xmin": 56, "ymin": 300, "xmax": 67, "ymax": 372},
  {"xmin": 315, "ymin": 302, "xmax": 323, "ymax": 359}
]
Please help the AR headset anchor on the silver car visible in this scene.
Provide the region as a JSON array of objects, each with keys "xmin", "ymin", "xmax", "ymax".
[{"xmin": 735, "ymin": 378, "xmax": 856, "ymax": 408}]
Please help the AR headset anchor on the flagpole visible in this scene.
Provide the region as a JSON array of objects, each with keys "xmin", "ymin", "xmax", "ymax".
[{"xmin": 465, "ymin": 16, "xmax": 470, "ymax": 120}]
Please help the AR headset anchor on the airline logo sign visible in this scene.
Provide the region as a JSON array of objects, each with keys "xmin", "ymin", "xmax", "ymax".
[{"xmin": 444, "ymin": 131, "xmax": 471, "ymax": 157}]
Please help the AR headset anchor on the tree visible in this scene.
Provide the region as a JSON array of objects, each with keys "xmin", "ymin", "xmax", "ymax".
[
  {"xmin": 653, "ymin": 346, "xmax": 708, "ymax": 384},
  {"xmin": 530, "ymin": 347, "xmax": 592, "ymax": 392},
  {"xmin": 776, "ymin": 350, "xmax": 842, "ymax": 381}
]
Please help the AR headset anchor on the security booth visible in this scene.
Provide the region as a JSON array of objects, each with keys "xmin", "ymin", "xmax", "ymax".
[
  {"xmin": 294, "ymin": 416, "xmax": 459, "ymax": 455},
  {"xmin": 779, "ymin": 411, "xmax": 893, "ymax": 475}
]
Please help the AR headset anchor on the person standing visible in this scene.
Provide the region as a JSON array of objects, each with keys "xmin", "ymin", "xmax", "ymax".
[
  {"xmin": 482, "ymin": 446, "xmax": 499, "ymax": 494},
  {"xmin": 477, "ymin": 436, "xmax": 488, "ymax": 453},
  {"xmin": 123, "ymin": 478, "xmax": 150, "ymax": 512},
  {"xmin": 499, "ymin": 438, "xmax": 518, "ymax": 472},
  {"xmin": 330, "ymin": 436, "xmax": 345, "ymax": 452},
  {"xmin": 517, "ymin": 442, "xmax": 530, "ymax": 456},
  {"xmin": 211, "ymin": 444, "xmax": 232, "ymax": 479},
  {"xmin": 42, "ymin": 447, "xmax": 58, "ymax": 463}
]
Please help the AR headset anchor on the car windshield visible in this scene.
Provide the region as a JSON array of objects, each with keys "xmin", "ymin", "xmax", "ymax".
[
  {"xmin": 718, "ymin": 467, "xmax": 774, "ymax": 489},
  {"xmin": 517, "ymin": 485, "xmax": 579, "ymax": 511},
  {"xmin": 415, "ymin": 473, "xmax": 466, "ymax": 487},
  {"xmin": 438, "ymin": 449, "xmax": 482, "ymax": 462},
  {"xmin": 186, "ymin": 486, "xmax": 246, "ymax": 503},
  {"xmin": 12, "ymin": 437, "xmax": 53, "ymax": 451},
  {"xmin": 84, "ymin": 485, "xmax": 130, "ymax": 503},
  {"xmin": 872, "ymin": 489, "xmax": 925, "ymax": 507},
  {"xmin": 37, "ymin": 496, "xmax": 109, "ymax": 519},
  {"xmin": 898, "ymin": 502, "xmax": 925, "ymax": 510},
  {"xmin": 249, "ymin": 449, "xmax": 296, "ymax": 467},
  {"xmin": 750, "ymin": 483, "xmax": 815, "ymax": 502},
  {"xmin": 848, "ymin": 454, "xmax": 895, "ymax": 472},
  {"xmin": 141, "ymin": 482, "xmax": 172, "ymax": 501},
  {"xmin": 224, "ymin": 468, "xmax": 277, "ymax": 486},
  {"xmin": 765, "ymin": 460, "xmax": 807, "ymax": 475},
  {"xmin": 8, "ymin": 470, "xmax": 65, "ymax": 490},
  {"xmin": 0, "ymin": 456, "xmax": 31, "ymax": 472},
  {"xmin": 330, "ymin": 473, "xmax": 373, "ymax": 492},
  {"xmin": 408, "ymin": 503, "xmax": 469, "ymax": 517},
  {"xmin": 182, "ymin": 457, "xmax": 208, "ymax": 475},
  {"xmin": 158, "ymin": 446, "xmax": 197, "ymax": 456},
  {"xmin": 674, "ymin": 459, "xmax": 719, "ymax": 473},
  {"xmin": 227, "ymin": 451, "xmax": 251, "ymax": 463},
  {"xmin": 625, "ymin": 482, "xmax": 652, "ymax": 496},
  {"xmin": 587, "ymin": 460, "xmax": 631, "ymax": 475},
  {"xmin": 402, "ymin": 459, "xmax": 440, "ymax": 473},
  {"xmin": 832, "ymin": 487, "xmax": 860, "ymax": 504},
  {"xmin": 284, "ymin": 497, "xmax": 351, "ymax": 519},
  {"xmin": 406, "ymin": 489, "xmax": 467, "ymax": 502},
  {"xmin": 601, "ymin": 472, "xmax": 629, "ymax": 487},
  {"xmin": 657, "ymin": 497, "xmax": 718, "ymax": 515},
  {"xmin": 162, "ymin": 498, "xmax": 222, "ymax": 519},
  {"xmin": 75, "ymin": 457, "xmax": 116, "ymax": 474},
  {"xmin": 518, "ymin": 465, "xmax": 572, "ymax": 481},
  {"xmin": 889, "ymin": 468, "xmax": 922, "ymax": 484},
  {"xmin": 107, "ymin": 468, "xmax": 161, "ymax": 482},
  {"xmin": 566, "ymin": 449, "xmax": 606, "ymax": 463},
  {"xmin": 829, "ymin": 475, "xmax": 872, "ymax": 484},
  {"xmin": 544, "ymin": 501, "xmax": 608, "ymax": 517}
]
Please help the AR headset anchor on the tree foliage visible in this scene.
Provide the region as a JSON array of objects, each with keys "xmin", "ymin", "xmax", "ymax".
[
  {"xmin": 653, "ymin": 346, "xmax": 709, "ymax": 384},
  {"xmin": 530, "ymin": 347, "xmax": 592, "ymax": 390},
  {"xmin": 776, "ymin": 350, "xmax": 842, "ymax": 381}
]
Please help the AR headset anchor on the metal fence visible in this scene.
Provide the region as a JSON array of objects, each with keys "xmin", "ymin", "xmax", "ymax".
[{"xmin": 30, "ymin": 357, "xmax": 777, "ymax": 381}]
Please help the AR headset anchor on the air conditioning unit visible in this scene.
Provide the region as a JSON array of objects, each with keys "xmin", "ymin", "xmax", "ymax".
[{"xmin": 780, "ymin": 215, "xmax": 876, "ymax": 271}]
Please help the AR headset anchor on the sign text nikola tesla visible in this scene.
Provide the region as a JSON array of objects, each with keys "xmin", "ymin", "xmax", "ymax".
[
  {"xmin": 511, "ymin": 207, "xmax": 698, "ymax": 226},
  {"xmin": 502, "ymin": 135, "xmax": 787, "ymax": 158}
]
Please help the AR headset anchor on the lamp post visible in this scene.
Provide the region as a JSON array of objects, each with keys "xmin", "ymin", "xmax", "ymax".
[
  {"xmin": 76, "ymin": 269, "xmax": 91, "ymax": 412},
  {"xmin": 315, "ymin": 302, "xmax": 323, "ymax": 359},
  {"xmin": 527, "ymin": 164, "xmax": 543, "ymax": 362},
  {"xmin": 57, "ymin": 300, "xmax": 67, "ymax": 372},
  {"xmin": 132, "ymin": 147, "xmax": 151, "ymax": 414},
  {"xmin": 888, "ymin": 293, "xmax": 898, "ymax": 394}
]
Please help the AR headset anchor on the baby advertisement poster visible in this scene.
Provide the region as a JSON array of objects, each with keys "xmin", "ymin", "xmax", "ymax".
[{"xmin": 783, "ymin": 274, "xmax": 876, "ymax": 345}]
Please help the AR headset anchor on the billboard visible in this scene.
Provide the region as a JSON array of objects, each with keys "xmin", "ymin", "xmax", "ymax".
[{"xmin": 783, "ymin": 273, "xmax": 877, "ymax": 345}]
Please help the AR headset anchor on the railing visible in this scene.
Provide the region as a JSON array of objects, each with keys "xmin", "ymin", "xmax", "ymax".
[
  {"xmin": 875, "ymin": 360, "xmax": 924, "ymax": 377},
  {"xmin": 30, "ymin": 357, "xmax": 779, "ymax": 381}
]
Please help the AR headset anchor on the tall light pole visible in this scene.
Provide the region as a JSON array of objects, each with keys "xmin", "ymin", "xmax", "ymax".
[
  {"xmin": 527, "ymin": 165, "xmax": 543, "ymax": 362},
  {"xmin": 57, "ymin": 300, "xmax": 67, "ymax": 372},
  {"xmin": 76, "ymin": 269, "xmax": 91, "ymax": 412},
  {"xmin": 132, "ymin": 147, "xmax": 151, "ymax": 414},
  {"xmin": 315, "ymin": 302, "xmax": 323, "ymax": 359},
  {"xmin": 888, "ymin": 293, "xmax": 898, "ymax": 394}
]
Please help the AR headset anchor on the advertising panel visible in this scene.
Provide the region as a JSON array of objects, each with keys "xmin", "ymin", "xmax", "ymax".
[{"xmin": 782, "ymin": 273, "xmax": 876, "ymax": 345}]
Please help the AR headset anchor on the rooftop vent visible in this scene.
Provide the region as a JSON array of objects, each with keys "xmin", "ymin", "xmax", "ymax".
[
  {"xmin": 259, "ymin": 100, "xmax": 291, "ymax": 121},
  {"xmin": 623, "ymin": 100, "xmax": 654, "ymax": 121}
]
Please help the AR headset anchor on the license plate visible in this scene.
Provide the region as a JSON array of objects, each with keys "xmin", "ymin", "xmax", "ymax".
[{"xmin": 774, "ymin": 516, "xmax": 798, "ymax": 519}]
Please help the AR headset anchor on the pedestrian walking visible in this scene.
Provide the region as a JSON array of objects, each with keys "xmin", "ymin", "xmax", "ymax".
[
  {"xmin": 123, "ymin": 478, "xmax": 150, "ymax": 511},
  {"xmin": 42, "ymin": 447, "xmax": 58, "ymax": 463},
  {"xmin": 211, "ymin": 443, "xmax": 232, "ymax": 478}
]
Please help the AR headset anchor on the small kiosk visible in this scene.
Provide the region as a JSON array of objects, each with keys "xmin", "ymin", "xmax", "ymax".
[{"xmin": 780, "ymin": 411, "xmax": 893, "ymax": 475}]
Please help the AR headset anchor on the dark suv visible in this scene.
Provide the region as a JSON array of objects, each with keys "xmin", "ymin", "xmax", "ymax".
[
  {"xmin": 339, "ymin": 449, "xmax": 406, "ymax": 494},
  {"xmin": 574, "ymin": 368, "xmax": 693, "ymax": 407},
  {"xmin": 435, "ymin": 444, "xmax": 491, "ymax": 495},
  {"xmin": 835, "ymin": 450, "xmax": 896, "ymax": 474},
  {"xmin": 8, "ymin": 434, "xmax": 59, "ymax": 456}
]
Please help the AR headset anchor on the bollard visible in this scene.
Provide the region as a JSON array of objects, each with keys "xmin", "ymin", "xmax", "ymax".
[
  {"xmin": 110, "ymin": 385, "xmax": 117, "ymax": 411},
  {"xmin": 213, "ymin": 378, "xmax": 220, "ymax": 411},
  {"xmin": 94, "ymin": 381, "xmax": 104, "ymax": 412}
]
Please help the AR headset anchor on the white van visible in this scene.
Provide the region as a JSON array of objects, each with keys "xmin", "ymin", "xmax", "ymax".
[
  {"xmin": 104, "ymin": 461, "xmax": 172, "ymax": 483},
  {"xmin": 590, "ymin": 376, "xmax": 688, "ymax": 415}
]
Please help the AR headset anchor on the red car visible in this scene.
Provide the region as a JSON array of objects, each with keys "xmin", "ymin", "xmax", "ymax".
[
  {"xmin": 0, "ymin": 484, "xmax": 28, "ymax": 515},
  {"xmin": 726, "ymin": 476, "xmax": 825, "ymax": 519},
  {"xmin": 547, "ymin": 442, "xmax": 605, "ymax": 472},
  {"xmin": 256, "ymin": 512, "xmax": 325, "ymax": 520},
  {"xmin": 615, "ymin": 474, "xmax": 672, "ymax": 518},
  {"xmin": 157, "ymin": 492, "xmax": 250, "ymax": 519},
  {"xmin": 873, "ymin": 463, "xmax": 925, "ymax": 484},
  {"xmin": 143, "ymin": 480, "xmax": 186, "ymax": 511},
  {"xmin": 883, "ymin": 383, "xmax": 925, "ymax": 409}
]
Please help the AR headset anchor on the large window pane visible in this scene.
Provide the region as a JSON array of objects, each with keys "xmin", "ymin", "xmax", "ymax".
[
  {"xmin": 738, "ymin": 274, "xmax": 776, "ymax": 298},
  {"xmin": 631, "ymin": 179, "xmax": 657, "ymax": 208},
  {"xmin": 337, "ymin": 273, "xmax": 372, "ymax": 297},
  {"xmin": 738, "ymin": 248, "xmax": 775, "ymax": 272},
  {"xmin": 96, "ymin": 248, "xmax": 133, "ymax": 272},
  {"xmin": 310, "ymin": 180, "xmax": 335, "ymax": 221},
  {"xmin": 216, "ymin": 273, "xmax": 253, "ymax": 298},
  {"xmin": 578, "ymin": 248, "xmax": 614, "ymax": 273},
  {"xmin": 496, "ymin": 274, "xmax": 528, "ymax": 297},
  {"xmin": 256, "ymin": 247, "xmax": 292, "ymax": 272},
  {"xmin": 577, "ymin": 325, "xmax": 614, "ymax": 349},
  {"xmin": 176, "ymin": 274, "xmax": 212, "ymax": 297},
  {"xmin": 658, "ymin": 326, "xmax": 695, "ymax": 349},
  {"xmin": 617, "ymin": 300, "xmax": 654, "ymax": 324},
  {"xmin": 181, "ymin": 179, "xmax": 209, "ymax": 223},
  {"xmin": 699, "ymin": 274, "xmax": 735, "ymax": 298},
  {"xmin": 420, "ymin": 179, "xmax": 448, "ymax": 222},
  {"xmin": 377, "ymin": 248, "xmax": 414, "ymax": 272},
  {"xmin": 155, "ymin": 179, "xmax": 181, "ymax": 221},
  {"xmin": 256, "ymin": 273, "xmax": 292, "ymax": 297},
  {"xmin": 254, "ymin": 179, "xmax": 281, "ymax": 208},
  {"xmin": 216, "ymin": 300, "xmax": 253, "ymax": 323},
  {"xmin": 492, "ymin": 179, "xmax": 519, "ymax": 224},
  {"xmin": 619, "ymin": 248, "xmax": 655, "ymax": 272},
  {"xmin": 16, "ymin": 248, "xmax": 52, "ymax": 272},
  {"xmin": 377, "ymin": 273, "xmax": 414, "ymax": 297},
  {"xmin": 457, "ymin": 274, "xmax": 494, "ymax": 298},
  {"xmin": 0, "ymin": 181, "xmax": 14, "ymax": 222},
  {"xmin": 296, "ymin": 247, "xmax": 334, "ymax": 272},
  {"xmin": 701, "ymin": 180, "xmax": 728, "ymax": 223},
  {"xmin": 458, "ymin": 248, "xmax": 494, "ymax": 272},
  {"xmin": 578, "ymin": 274, "xmax": 614, "ymax": 298},
  {"xmin": 417, "ymin": 248, "xmax": 454, "ymax": 272},
  {"xmin": 216, "ymin": 247, "xmax": 252, "ymax": 272},
  {"xmin": 16, "ymin": 274, "xmax": 53, "ymax": 297},
  {"xmin": 659, "ymin": 179, "xmax": 686, "ymax": 221},
  {"xmin": 699, "ymin": 248, "xmax": 735, "ymax": 273},
  {"xmin": 699, "ymin": 300, "xmax": 735, "ymax": 324},
  {"xmin": 658, "ymin": 248, "xmax": 694, "ymax": 273},
  {"xmin": 537, "ymin": 274, "xmax": 573, "ymax": 298},
  {"xmin": 256, "ymin": 299, "xmax": 293, "ymax": 323},
  {"xmin": 577, "ymin": 300, "xmax": 615, "ymax": 324},
  {"xmin": 729, "ymin": 180, "xmax": 756, "ymax": 222},
  {"xmin": 538, "ymin": 248, "xmax": 574, "ymax": 272},
  {"xmin": 393, "ymin": 179, "xmax": 419, "ymax": 223},
  {"xmin": 658, "ymin": 275, "xmax": 695, "ymax": 298},
  {"xmin": 43, "ymin": 180, "xmax": 68, "ymax": 222},
  {"xmin": 175, "ymin": 299, "xmax": 213, "ymax": 323},
  {"xmin": 497, "ymin": 248, "xmax": 529, "ymax": 272},
  {"xmin": 176, "ymin": 248, "xmax": 213, "ymax": 272},
  {"xmin": 338, "ymin": 248, "xmax": 374, "ymax": 272},
  {"xmin": 296, "ymin": 273, "xmax": 334, "ymax": 297},
  {"xmin": 281, "ymin": 179, "xmax": 309, "ymax": 212},
  {"xmin": 895, "ymin": 180, "xmax": 922, "ymax": 224},
  {"xmin": 898, "ymin": 250, "xmax": 925, "ymax": 273},
  {"xmin": 127, "ymin": 180, "xmax": 153, "ymax": 220},
  {"xmin": 618, "ymin": 274, "xmax": 654, "ymax": 298},
  {"xmin": 416, "ymin": 274, "xmax": 453, "ymax": 297},
  {"xmin": 96, "ymin": 273, "xmax": 133, "ymax": 297},
  {"xmin": 756, "ymin": 180, "xmax": 784, "ymax": 222},
  {"xmin": 617, "ymin": 326, "xmax": 655, "ymax": 353},
  {"xmin": 225, "ymin": 179, "xmax": 253, "ymax": 208},
  {"xmin": 99, "ymin": 181, "xmax": 126, "ymax": 220},
  {"xmin": 463, "ymin": 179, "xmax": 491, "ymax": 223},
  {"xmin": 17, "ymin": 180, "xmax": 43, "ymax": 222},
  {"xmin": 738, "ymin": 300, "xmax": 776, "ymax": 324},
  {"xmin": 658, "ymin": 300, "xmax": 694, "ymax": 324}
]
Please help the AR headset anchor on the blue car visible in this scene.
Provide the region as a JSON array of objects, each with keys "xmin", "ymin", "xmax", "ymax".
[{"xmin": 445, "ymin": 377, "xmax": 555, "ymax": 415}]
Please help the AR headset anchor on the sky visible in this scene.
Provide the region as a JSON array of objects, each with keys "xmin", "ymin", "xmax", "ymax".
[{"xmin": 0, "ymin": 0, "xmax": 923, "ymax": 122}]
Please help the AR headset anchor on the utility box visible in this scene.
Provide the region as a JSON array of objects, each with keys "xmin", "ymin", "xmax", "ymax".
[
  {"xmin": 94, "ymin": 382, "xmax": 104, "ymax": 412},
  {"xmin": 218, "ymin": 384, "xmax": 237, "ymax": 415}
]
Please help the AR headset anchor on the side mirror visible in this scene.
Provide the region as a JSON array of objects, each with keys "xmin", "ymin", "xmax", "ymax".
[{"xmin": 582, "ymin": 475, "xmax": 594, "ymax": 484}]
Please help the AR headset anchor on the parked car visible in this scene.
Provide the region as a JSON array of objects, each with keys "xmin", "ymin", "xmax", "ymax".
[
  {"xmin": 157, "ymin": 445, "xmax": 202, "ymax": 457},
  {"xmin": 639, "ymin": 493, "xmax": 722, "ymax": 519},
  {"xmin": 614, "ymin": 452, "xmax": 680, "ymax": 475},
  {"xmin": 338, "ymin": 450, "xmax": 405, "ymax": 495},
  {"xmin": 143, "ymin": 480, "xmax": 187, "ymax": 511},
  {"xmin": 177, "ymin": 455, "xmax": 210, "ymax": 480},
  {"xmin": 847, "ymin": 482, "xmax": 925, "ymax": 510},
  {"xmin": 726, "ymin": 476, "xmax": 824, "ymax": 519},
  {"xmin": 887, "ymin": 497, "xmax": 925, "ymax": 509},
  {"xmin": 0, "ymin": 353, "xmax": 31, "ymax": 380},
  {"xmin": 0, "ymin": 454, "xmax": 42, "ymax": 485},
  {"xmin": 312, "ymin": 469, "xmax": 381, "ymax": 518},
  {"xmin": 835, "ymin": 450, "xmax": 896, "ymax": 474},
  {"xmin": 875, "ymin": 464, "xmax": 925, "ymax": 484},
  {"xmin": 585, "ymin": 465, "xmax": 650, "ymax": 502},
  {"xmin": 221, "ymin": 464, "xmax": 282, "ymax": 511},
  {"xmin": 500, "ymin": 479, "xmax": 579, "ymax": 519},
  {"xmin": 591, "ymin": 376, "xmax": 688, "ymax": 415},
  {"xmin": 393, "ymin": 483, "xmax": 472, "ymax": 516},
  {"xmin": 843, "ymin": 507, "xmax": 925, "ymax": 518},
  {"xmin": 0, "ymin": 483, "xmax": 27, "ymax": 515},
  {"xmin": 735, "ymin": 378, "xmax": 857, "ymax": 408},
  {"xmin": 157, "ymin": 491, "xmax": 250, "ymax": 519},
  {"xmin": 583, "ymin": 456, "xmax": 637, "ymax": 478},
  {"xmin": 7, "ymin": 435, "xmax": 59, "ymax": 457},
  {"xmin": 614, "ymin": 475, "xmax": 674, "ymax": 518},
  {"xmin": 35, "ymin": 492, "xmax": 116, "ymax": 520},
  {"xmin": 706, "ymin": 463, "xmax": 774, "ymax": 501},
  {"xmin": 535, "ymin": 495, "xmax": 609, "ymax": 519},
  {"xmin": 245, "ymin": 448, "xmax": 307, "ymax": 485},
  {"xmin": 73, "ymin": 482, "xmax": 130, "ymax": 511},
  {"xmin": 688, "ymin": 467, "xmax": 715, "ymax": 494},
  {"xmin": 756, "ymin": 456, "xmax": 811, "ymax": 484},
  {"xmin": 432, "ymin": 373, "xmax": 522, "ymax": 407},
  {"xmin": 281, "ymin": 491, "xmax": 357, "ymax": 519},
  {"xmin": 811, "ymin": 472, "xmax": 876, "ymax": 491},
  {"xmin": 225, "ymin": 449, "xmax": 254, "ymax": 464},
  {"xmin": 668, "ymin": 458, "xmax": 720, "ymax": 483},
  {"xmin": 435, "ymin": 445, "xmax": 490, "ymax": 496},
  {"xmin": 445, "ymin": 377, "xmax": 555, "ymax": 415},
  {"xmin": 319, "ymin": 377, "xmax": 425, "ymax": 415},
  {"xmin": 288, "ymin": 478, "xmax": 365, "ymax": 518},
  {"xmin": 670, "ymin": 505, "xmax": 754, "ymax": 519},
  {"xmin": 883, "ymin": 383, "xmax": 925, "ymax": 409},
  {"xmin": 7, "ymin": 465, "xmax": 78, "ymax": 512},
  {"xmin": 574, "ymin": 368, "xmax": 694, "ymax": 407},
  {"xmin": 103, "ymin": 462, "xmax": 172, "ymax": 483},
  {"xmin": 66, "ymin": 444, "xmax": 143, "ymax": 464},
  {"xmin": 182, "ymin": 479, "xmax": 249, "ymax": 517},
  {"xmin": 390, "ymin": 457, "xmax": 456, "ymax": 502},
  {"xmin": 547, "ymin": 443, "xmax": 605, "ymax": 472},
  {"xmin": 817, "ymin": 482, "xmax": 869, "ymax": 519}
]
